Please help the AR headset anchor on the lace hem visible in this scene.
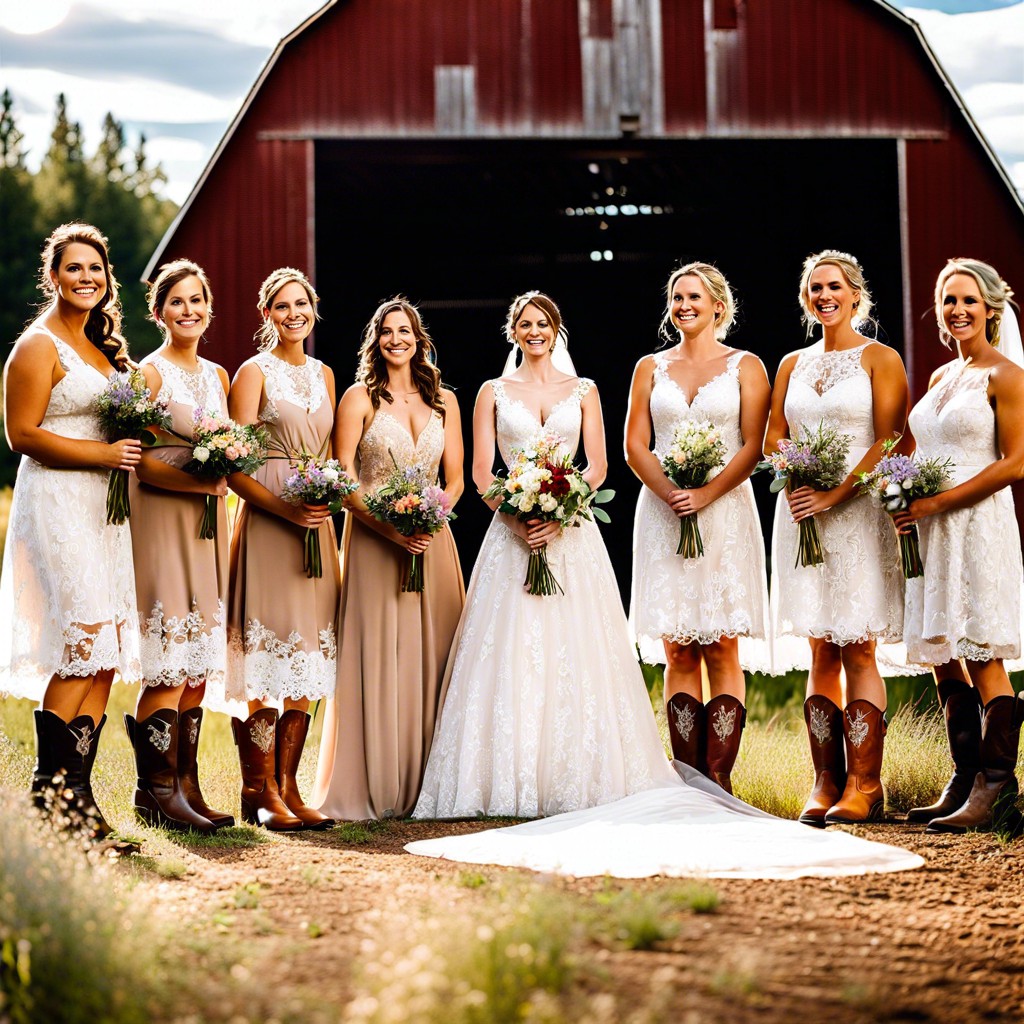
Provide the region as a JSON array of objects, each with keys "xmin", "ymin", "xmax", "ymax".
[
  {"xmin": 139, "ymin": 599, "xmax": 227, "ymax": 688},
  {"xmin": 55, "ymin": 621, "xmax": 136, "ymax": 679},
  {"xmin": 645, "ymin": 626, "xmax": 761, "ymax": 647},
  {"xmin": 779, "ymin": 626, "xmax": 902, "ymax": 647},
  {"xmin": 228, "ymin": 619, "xmax": 337, "ymax": 701}
]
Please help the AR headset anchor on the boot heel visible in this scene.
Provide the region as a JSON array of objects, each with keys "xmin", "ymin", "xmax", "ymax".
[{"xmin": 240, "ymin": 797, "xmax": 259, "ymax": 826}]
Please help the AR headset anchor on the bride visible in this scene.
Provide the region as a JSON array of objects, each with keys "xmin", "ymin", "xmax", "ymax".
[{"xmin": 409, "ymin": 291, "xmax": 924, "ymax": 879}]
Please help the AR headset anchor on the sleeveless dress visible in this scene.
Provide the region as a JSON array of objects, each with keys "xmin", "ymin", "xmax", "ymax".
[
  {"xmin": 129, "ymin": 354, "xmax": 229, "ymax": 694},
  {"xmin": 770, "ymin": 341, "xmax": 905, "ymax": 665},
  {"xmin": 312, "ymin": 407, "xmax": 465, "ymax": 820},
  {"xmin": 0, "ymin": 327, "xmax": 139, "ymax": 697},
  {"xmin": 226, "ymin": 351, "xmax": 340, "ymax": 703},
  {"xmin": 903, "ymin": 360, "xmax": 1024, "ymax": 666},
  {"xmin": 413, "ymin": 377, "xmax": 696, "ymax": 819},
  {"xmin": 630, "ymin": 351, "xmax": 770, "ymax": 670}
]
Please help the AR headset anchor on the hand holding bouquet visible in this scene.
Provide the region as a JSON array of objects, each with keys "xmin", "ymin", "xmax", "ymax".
[
  {"xmin": 660, "ymin": 420, "xmax": 726, "ymax": 558},
  {"xmin": 857, "ymin": 440, "xmax": 953, "ymax": 578},
  {"xmin": 364, "ymin": 457, "xmax": 457, "ymax": 593},
  {"xmin": 281, "ymin": 454, "xmax": 358, "ymax": 578},
  {"xmin": 96, "ymin": 369, "xmax": 171, "ymax": 524},
  {"xmin": 183, "ymin": 411, "xmax": 269, "ymax": 540},
  {"xmin": 757, "ymin": 422, "xmax": 852, "ymax": 568},
  {"xmin": 484, "ymin": 431, "xmax": 613, "ymax": 596}
]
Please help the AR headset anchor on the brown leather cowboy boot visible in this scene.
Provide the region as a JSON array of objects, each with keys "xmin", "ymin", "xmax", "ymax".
[
  {"xmin": 907, "ymin": 679, "xmax": 982, "ymax": 823},
  {"xmin": 666, "ymin": 693, "xmax": 706, "ymax": 773},
  {"xmin": 824, "ymin": 699, "xmax": 886, "ymax": 824},
  {"xmin": 178, "ymin": 707, "xmax": 235, "ymax": 829},
  {"xmin": 705, "ymin": 694, "xmax": 745, "ymax": 795},
  {"xmin": 232, "ymin": 709, "xmax": 303, "ymax": 831},
  {"xmin": 276, "ymin": 710, "xmax": 336, "ymax": 830},
  {"xmin": 927, "ymin": 693, "xmax": 1024, "ymax": 834},
  {"xmin": 798, "ymin": 695, "xmax": 846, "ymax": 828},
  {"xmin": 126, "ymin": 710, "xmax": 217, "ymax": 832}
]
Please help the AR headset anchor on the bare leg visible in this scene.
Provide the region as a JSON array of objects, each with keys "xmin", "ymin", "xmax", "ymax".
[
  {"xmin": 662, "ymin": 640, "xmax": 702, "ymax": 702},
  {"xmin": 806, "ymin": 638, "xmax": 843, "ymax": 705},
  {"xmin": 77, "ymin": 672, "xmax": 114, "ymax": 724},
  {"xmin": 965, "ymin": 658, "xmax": 1014, "ymax": 704},
  {"xmin": 137, "ymin": 680, "xmax": 188, "ymax": 720},
  {"xmin": 702, "ymin": 637, "xmax": 745, "ymax": 702},
  {"xmin": 41, "ymin": 674, "xmax": 93, "ymax": 721},
  {"xmin": 841, "ymin": 639, "xmax": 887, "ymax": 710},
  {"xmin": 178, "ymin": 680, "xmax": 206, "ymax": 713}
]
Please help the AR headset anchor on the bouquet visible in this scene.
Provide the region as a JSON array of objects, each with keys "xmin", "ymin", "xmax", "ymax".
[
  {"xmin": 857, "ymin": 440, "xmax": 954, "ymax": 578},
  {"xmin": 95, "ymin": 370, "xmax": 171, "ymax": 524},
  {"xmin": 364, "ymin": 456, "xmax": 457, "ymax": 593},
  {"xmin": 281, "ymin": 454, "xmax": 358, "ymax": 578},
  {"xmin": 183, "ymin": 411, "xmax": 269, "ymax": 540},
  {"xmin": 757, "ymin": 422, "xmax": 852, "ymax": 568},
  {"xmin": 660, "ymin": 420, "xmax": 726, "ymax": 558},
  {"xmin": 483, "ymin": 431, "xmax": 614, "ymax": 596}
]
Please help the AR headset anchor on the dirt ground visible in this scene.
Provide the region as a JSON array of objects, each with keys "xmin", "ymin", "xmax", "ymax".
[{"xmin": 148, "ymin": 817, "xmax": 1024, "ymax": 1024}]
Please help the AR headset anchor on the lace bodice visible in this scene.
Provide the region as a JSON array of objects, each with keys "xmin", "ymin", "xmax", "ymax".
[
  {"xmin": 651, "ymin": 351, "xmax": 746, "ymax": 462},
  {"xmin": 491, "ymin": 378, "xmax": 594, "ymax": 466},
  {"xmin": 254, "ymin": 350, "xmax": 328, "ymax": 421},
  {"xmin": 359, "ymin": 407, "xmax": 445, "ymax": 490},
  {"xmin": 37, "ymin": 329, "xmax": 109, "ymax": 445},
  {"xmin": 150, "ymin": 354, "xmax": 225, "ymax": 414},
  {"xmin": 909, "ymin": 361, "xmax": 996, "ymax": 475},
  {"xmin": 785, "ymin": 341, "xmax": 876, "ymax": 451}
]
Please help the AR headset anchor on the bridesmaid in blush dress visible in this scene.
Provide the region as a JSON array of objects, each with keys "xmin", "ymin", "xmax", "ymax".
[
  {"xmin": 227, "ymin": 267, "xmax": 339, "ymax": 831},
  {"xmin": 766, "ymin": 250, "xmax": 908, "ymax": 827},
  {"xmin": 312, "ymin": 297, "xmax": 465, "ymax": 820},
  {"xmin": 626, "ymin": 263, "xmax": 771, "ymax": 794}
]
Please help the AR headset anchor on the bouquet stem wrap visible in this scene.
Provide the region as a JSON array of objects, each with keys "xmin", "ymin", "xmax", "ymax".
[
  {"xmin": 199, "ymin": 495, "xmax": 218, "ymax": 541},
  {"xmin": 106, "ymin": 468, "xmax": 131, "ymax": 525},
  {"xmin": 796, "ymin": 515, "xmax": 824, "ymax": 568},
  {"xmin": 525, "ymin": 546, "xmax": 563, "ymax": 597},
  {"xmin": 402, "ymin": 553, "xmax": 424, "ymax": 593},
  {"xmin": 677, "ymin": 513, "xmax": 703, "ymax": 558},
  {"xmin": 898, "ymin": 524, "xmax": 923, "ymax": 579},
  {"xmin": 303, "ymin": 521, "xmax": 324, "ymax": 579}
]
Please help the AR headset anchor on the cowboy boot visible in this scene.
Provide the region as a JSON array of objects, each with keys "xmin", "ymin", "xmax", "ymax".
[
  {"xmin": 704, "ymin": 695, "xmax": 745, "ymax": 795},
  {"xmin": 666, "ymin": 693, "xmax": 706, "ymax": 773},
  {"xmin": 126, "ymin": 710, "xmax": 217, "ymax": 832},
  {"xmin": 276, "ymin": 710, "xmax": 335, "ymax": 830},
  {"xmin": 824, "ymin": 700, "xmax": 886, "ymax": 824},
  {"xmin": 927, "ymin": 693, "xmax": 1024, "ymax": 834},
  {"xmin": 799, "ymin": 695, "xmax": 847, "ymax": 827},
  {"xmin": 232, "ymin": 709, "xmax": 303, "ymax": 831},
  {"xmin": 907, "ymin": 679, "xmax": 982, "ymax": 823},
  {"xmin": 31, "ymin": 709, "xmax": 62, "ymax": 811},
  {"xmin": 178, "ymin": 707, "xmax": 235, "ymax": 828}
]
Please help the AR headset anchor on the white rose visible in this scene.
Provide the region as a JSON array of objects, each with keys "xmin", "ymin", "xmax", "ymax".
[
  {"xmin": 193, "ymin": 446, "xmax": 211, "ymax": 464},
  {"xmin": 322, "ymin": 467, "xmax": 339, "ymax": 483}
]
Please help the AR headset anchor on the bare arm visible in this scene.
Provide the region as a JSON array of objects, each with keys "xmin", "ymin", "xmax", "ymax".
[
  {"xmin": 763, "ymin": 352, "xmax": 798, "ymax": 457},
  {"xmin": 578, "ymin": 382, "xmax": 608, "ymax": 490},
  {"xmin": 440, "ymin": 388, "xmax": 464, "ymax": 507},
  {"xmin": 471, "ymin": 380, "xmax": 500, "ymax": 504},
  {"xmin": 4, "ymin": 332, "xmax": 140, "ymax": 471},
  {"xmin": 624, "ymin": 355, "xmax": 676, "ymax": 502}
]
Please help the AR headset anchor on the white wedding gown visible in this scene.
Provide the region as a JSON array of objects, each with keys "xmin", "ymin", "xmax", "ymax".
[{"xmin": 407, "ymin": 375, "xmax": 923, "ymax": 879}]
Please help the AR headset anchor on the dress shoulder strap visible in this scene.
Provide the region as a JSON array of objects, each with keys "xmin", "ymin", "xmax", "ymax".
[
  {"xmin": 490, "ymin": 378, "xmax": 507, "ymax": 404},
  {"xmin": 572, "ymin": 377, "xmax": 595, "ymax": 403}
]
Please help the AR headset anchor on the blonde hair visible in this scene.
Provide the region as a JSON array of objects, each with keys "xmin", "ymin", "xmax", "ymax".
[
  {"xmin": 356, "ymin": 296, "xmax": 445, "ymax": 418},
  {"xmin": 660, "ymin": 262, "xmax": 736, "ymax": 343},
  {"xmin": 934, "ymin": 258, "xmax": 1015, "ymax": 349},
  {"xmin": 255, "ymin": 267, "xmax": 319, "ymax": 351},
  {"xmin": 147, "ymin": 258, "xmax": 214, "ymax": 333},
  {"xmin": 798, "ymin": 250, "xmax": 874, "ymax": 337}
]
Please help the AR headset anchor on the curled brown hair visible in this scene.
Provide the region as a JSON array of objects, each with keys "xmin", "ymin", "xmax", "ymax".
[
  {"xmin": 38, "ymin": 222, "xmax": 129, "ymax": 369},
  {"xmin": 147, "ymin": 258, "xmax": 214, "ymax": 334},
  {"xmin": 356, "ymin": 297, "xmax": 445, "ymax": 418},
  {"xmin": 255, "ymin": 267, "xmax": 319, "ymax": 351},
  {"xmin": 504, "ymin": 291, "xmax": 566, "ymax": 347}
]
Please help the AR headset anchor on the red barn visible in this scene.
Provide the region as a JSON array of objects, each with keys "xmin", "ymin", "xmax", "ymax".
[{"xmin": 146, "ymin": 0, "xmax": 1024, "ymax": 581}]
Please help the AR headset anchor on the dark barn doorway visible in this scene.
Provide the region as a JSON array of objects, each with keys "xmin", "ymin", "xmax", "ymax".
[{"xmin": 314, "ymin": 138, "xmax": 903, "ymax": 602}]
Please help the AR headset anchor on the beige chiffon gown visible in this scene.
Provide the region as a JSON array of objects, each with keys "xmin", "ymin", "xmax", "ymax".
[
  {"xmin": 130, "ymin": 355, "xmax": 229, "ymax": 694},
  {"xmin": 227, "ymin": 351, "xmax": 340, "ymax": 704},
  {"xmin": 312, "ymin": 407, "xmax": 464, "ymax": 819}
]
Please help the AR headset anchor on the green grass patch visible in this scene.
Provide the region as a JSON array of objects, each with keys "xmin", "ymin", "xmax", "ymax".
[{"xmin": 330, "ymin": 819, "xmax": 395, "ymax": 845}]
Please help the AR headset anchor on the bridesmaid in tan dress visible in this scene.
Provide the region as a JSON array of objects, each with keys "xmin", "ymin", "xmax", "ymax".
[
  {"xmin": 312, "ymin": 297, "xmax": 465, "ymax": 820},
  {"xmin": 126, "ymin": 259, "xmax": 233, "ymax": 832},
  {"xmin": 227, "ymin": 267, "xmax": 340, "ymax": 831}
]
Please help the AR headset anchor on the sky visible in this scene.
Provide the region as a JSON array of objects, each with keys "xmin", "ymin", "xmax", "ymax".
[{"xmin": 0, "ymin": 0, "xmax": 1021, "ymax": 206}]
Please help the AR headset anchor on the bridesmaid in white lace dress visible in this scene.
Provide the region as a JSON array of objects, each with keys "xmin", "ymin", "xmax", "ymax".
[
  {"xmin": 0, "ymin": 223, "xmax": 140, "ymax": 849},
  {"xmin": 894, "ymin": 259, "xmax": 1024, "ymax": 833},
  {"xmin": 125, "ymin": 260, "xmax": 233, "ymax": 833},
  {"xmin": 413, "ymin": 292, "xmax": 680, "ymax": 819},
  {"xmin": 627, "ymin": 263, "xmax": 771, "ymax": 793},
  {"xmin": 312, "ymin": 298, "xmax": 465, "ymax": 820},
  {"xmin": 227, "ymin": 268, "xmax": 339, "ymax": 830},
  {"xmin": 766, "ymin": 251, "xmax": 908, "ymax": 827}
]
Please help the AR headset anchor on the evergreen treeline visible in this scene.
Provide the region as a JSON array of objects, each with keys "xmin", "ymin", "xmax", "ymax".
[{"xmin": 0, "ymin": 89, "xmax": 178, "ymax": 486}]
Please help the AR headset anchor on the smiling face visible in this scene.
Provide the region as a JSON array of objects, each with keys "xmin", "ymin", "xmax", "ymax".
[
  {"xmin": 669, "ymin": 273, "xmax": 723, "ymax": 339},
  {"xmin": 514, "ymin": 302, "xmax": 556, "ymax": 359},
  {"xmin": 157, "ymin": 274, "xmax": 209, "ymax": 346},
  {"xmin": 50, "ymin": 242, "xmax": 107, "ymax": 313},
  {"xmin": 941, "ymin": 272, "xmax": 993, "ymax": 347},
  {"xmin": 805, "ymin": 263, "xmax": 859, "ymax": 329},
  {"xmin": 264, "ymin": 280, "xmax": 314, "ymax": 345},
  {"xmin": 378, "ymin": 309, "xmax": 417, "ymax": 369}
]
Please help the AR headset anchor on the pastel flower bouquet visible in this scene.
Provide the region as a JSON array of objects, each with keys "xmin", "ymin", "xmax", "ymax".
[
  {"xmin": 484, "ymin": 431, "xmax": 614, "ymax": 596},
  {"xmin": 758, "ymin": 422, "xmax": 852, "ymax": 568},
  {"xmin": 95, "ymin": 370, "xmax": 171, "ymax": 524},
  {"xmin": 857, "ymin": 439, "xmax": 953, "ymax": 578},
  {"xmin": 364, "ymin": 456, "xmax": 457, "ymax": 593},
  {"xmin": 660, "ymin": 420, "xmax": 726, "ymax": 558},
  {"xmin": 281, "ymin": 454, "xmax": 358, "ymax": 578}
]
